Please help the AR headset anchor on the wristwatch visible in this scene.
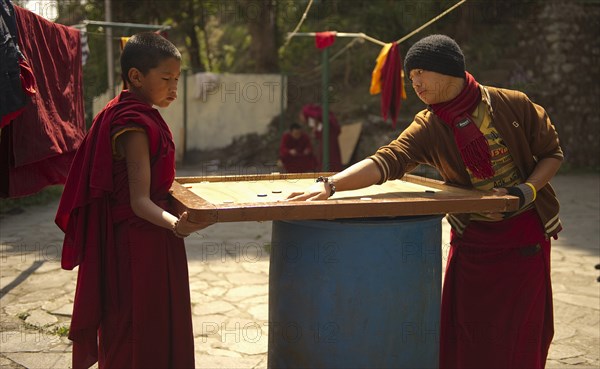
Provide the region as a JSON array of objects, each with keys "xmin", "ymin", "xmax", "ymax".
[{"xmin": 316, "ymin": 176, "xmax": 336, "ymax": 197}]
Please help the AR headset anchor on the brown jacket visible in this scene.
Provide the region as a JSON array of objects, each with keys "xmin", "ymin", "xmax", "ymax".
[{"xmin": 370, "ymin": 86, "xmax": 563, "ymax": 238}]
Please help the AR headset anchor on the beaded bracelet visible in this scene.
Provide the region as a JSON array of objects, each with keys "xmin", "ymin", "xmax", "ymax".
[
  {"xmin": 172, "ymin": 219, "xmax": 189, "ymax": 238},
  {"xmin": 316, "ymin": 176, "xmax": 336, "ymax": 197}
]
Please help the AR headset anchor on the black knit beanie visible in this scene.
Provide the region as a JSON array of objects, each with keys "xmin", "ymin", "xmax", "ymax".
[{"xmin": 404, "ymin": 34, "xmax": 465, "ymax": 78}]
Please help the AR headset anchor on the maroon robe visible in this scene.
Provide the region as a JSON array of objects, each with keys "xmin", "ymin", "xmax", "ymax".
[
  {"xmin": 279, "ymin": 131, "xmax": 317, "ymax": 173},
  {"xmin": 55, "ymin": 91, "xmax": 194, "ymax": 368},
  {"xmin": 301, "ymin": 104, "xmax": 343, "ymax": 172},
  {"xmin": 440, "ymin": 208, "xmax": 554, "ymax": 368}
]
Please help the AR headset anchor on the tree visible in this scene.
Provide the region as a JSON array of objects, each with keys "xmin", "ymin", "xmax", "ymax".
[
  {"xmin": 239, "ymin": 0, "xmax": 279, "ymax": 72},
  {"xmin": 169, "ymin": 0, "xmax": 208, "ymax": 73}
]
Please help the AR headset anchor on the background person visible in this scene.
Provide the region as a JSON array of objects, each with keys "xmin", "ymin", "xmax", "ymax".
[
  {"xmin": 299, "ymin": 104, "xmax": 343, "ymax": 172},
  {"xmin": 278, "ymin": 122, "xmax": 317, "ymax": 173}
]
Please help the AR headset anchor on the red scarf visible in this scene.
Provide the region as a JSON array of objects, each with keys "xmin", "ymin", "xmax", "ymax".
[{"xmin": 430, "ymin": 72, "xmax": 494, "ymax": 179}]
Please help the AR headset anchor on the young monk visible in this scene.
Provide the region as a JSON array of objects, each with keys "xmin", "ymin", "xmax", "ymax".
[
  {"xmin": 288, "ymin": 34, "xmax": 562, "ymax": 368},
  {"xmin": 279, "ymin": 123, "xmax": 317, "ymax": 173},
  {"xmin": 55, "ymin": 32, "xmax": 211, "ymax": 368}
]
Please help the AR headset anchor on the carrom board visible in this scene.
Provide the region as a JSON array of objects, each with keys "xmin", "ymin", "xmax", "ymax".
[{"xmin": 170, "ymin": 173, "xmax": 519, "ymax": 223}]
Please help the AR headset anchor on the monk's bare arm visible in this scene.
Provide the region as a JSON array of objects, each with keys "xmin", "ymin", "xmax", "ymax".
[
  {"xmin": 122, "ymin": 131, "xmax": 211, "ymax": 234},
  {"xmin": 524, "ymin": 157, "xmax": 562, "ymax": 191}
]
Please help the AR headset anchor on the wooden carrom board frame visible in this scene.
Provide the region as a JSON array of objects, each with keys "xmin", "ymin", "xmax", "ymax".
[{"xmin": 170, "ymin": 173, "xmax": 519, "ymax": 223}]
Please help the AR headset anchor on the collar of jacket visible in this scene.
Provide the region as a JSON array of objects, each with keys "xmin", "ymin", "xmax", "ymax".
[{"xmin": 480, "ymin": 85, "xmax": 494, "ymax": 117}]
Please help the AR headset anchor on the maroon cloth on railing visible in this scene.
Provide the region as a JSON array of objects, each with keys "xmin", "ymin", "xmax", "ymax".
[
  {"xmin": 0, "ymin": 6, "xmax": 84, "ymax": 198},
  {"xmin": 55, "ymin": 91, "xmax": 194, "ymax": 368},
  {"xmin": 440, "ymin": 209, "xmax": 554, "ymax": 368},
  {"xmin": 315, "ymin": 31, "xmax": 336, "ymax": 49}
]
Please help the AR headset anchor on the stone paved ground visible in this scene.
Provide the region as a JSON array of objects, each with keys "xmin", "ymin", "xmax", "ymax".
[{"xmin": 0, "ymin": 173, "xmax": 598, "ymax": 368}]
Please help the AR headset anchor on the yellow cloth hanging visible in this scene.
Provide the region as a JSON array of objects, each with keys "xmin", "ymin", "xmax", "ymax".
[
  {"xmin": 120, "ymin": 37, "xmax": 130, "ymax": 50},
  {"xmin": 370, "ymin": 43, "xmax": 406, "ymax": 99},
  {"xmin": 119, "ymin": 37, "xmax": 131, "ymax": 90},
  {"xmin": 370, "ymin": 43, "xmax": 392, "ymax": 95}
]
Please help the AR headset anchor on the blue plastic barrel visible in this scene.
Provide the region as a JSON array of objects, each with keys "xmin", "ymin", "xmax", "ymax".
[{"xmin": 268, "ymin": 216, "xmax": 442, "ymax": 369}]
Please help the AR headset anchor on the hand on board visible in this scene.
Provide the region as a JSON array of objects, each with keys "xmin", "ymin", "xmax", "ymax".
[
  {"xmin": 286, "ymin": 182, "xmax": 330, "ymax": 201},
  {"xmin": 176, "ymin": 211, "xmax": 214, "ymax": 235},
  {"xmin": 481, "ymin": 187, "xmax": 510, "ymax": 220}
]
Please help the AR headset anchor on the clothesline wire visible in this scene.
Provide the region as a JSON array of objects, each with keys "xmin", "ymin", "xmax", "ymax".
[
  {"xmin": 396, "ymin": 0, "xmax": 467, "ymax": 44},
  {"xmin": 73, "ymin": 19, "xmax": 169, "ymax": 39},
  {"xmin": 298, "ymin": 37, "xmax": 364, "ymax": 78},
  {"xmin": 75, "ymin": 20, "xmax": 170, "ymax": 31},
  {"xmin": 288, "ymin": 0, "xmax": 468, "ymax": 76},
  {"xmin": 292, "ymin": 0, "xmax": 467, "ymax": 47},
  {"xmin": 290, "ymin": 32, "xmax": 386, "ymax": 46},
  {"xmin": 281, "ymin": 0, "xmax": 314, "ymax": 51},
  {"xmin": 81, "ymin": 0, "xmax": 467, "ymax": 74},
  {"xmin": 82, "ymin": 30, "xmax": 136, "ymax": 38}
]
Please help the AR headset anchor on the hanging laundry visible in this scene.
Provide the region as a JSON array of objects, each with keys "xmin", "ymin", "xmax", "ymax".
[
  {"xmin": 0, "ymin": 5, "xmax": 85, "ymax": 198},
  {"xmin": 315, "ymin": 31, "xmax": 336, "ymax": 49},
  {"xmin": 369, "ymin": 42, "xmax": 406, "ymax": 128},
  {"xmin": 369, "ymin": 42, "xmax": 392, "ymax": 95},
  {"xmin": 79, "ymin": 26, "xmax": 89, "ymax": 66},
  {"xmin": 0, "ymin": 0, "xmax": 35, "ymax": 128},
  {"xmin": 120, "ymin": 36, "xmax": 130, "ymax": 50},
  {"xmin": 372, "ymin": 42, "xmax": 405, "ymax": 128},
  {"xmin": 118, "ymin": 36, "xmax": 131, "ymax": 90}
]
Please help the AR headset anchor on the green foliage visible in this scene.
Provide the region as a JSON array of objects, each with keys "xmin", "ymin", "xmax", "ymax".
[
  {"xmin": 210, "ymin": 23, "xmax": 252, "ymax": 73},
  {"xmin": 15, "ymin": 312, "xmax": 70, "ymax": 337},
  {"xmin": 49, "ymin": 0, "xmax": 550, "ymax": 88},
  {"xmin": 55, "ymin": 0, "xmax": 463, "ymax": 87},
  {"xmin": 51, "ymin": 325, "xmax": 70, "ymax": 337}
]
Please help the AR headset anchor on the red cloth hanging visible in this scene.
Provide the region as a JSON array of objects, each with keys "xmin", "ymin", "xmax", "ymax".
[
  {"xmin": 0, "ymin": 6, "xmax": 85, "ymax": 198},
  {"xmin": 315, "ymin": 31, "xmax": 336, "ymax": 49},
  {"xmin": 380, "ymin": 42, "xmax": 403, "ymax": 128}
]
